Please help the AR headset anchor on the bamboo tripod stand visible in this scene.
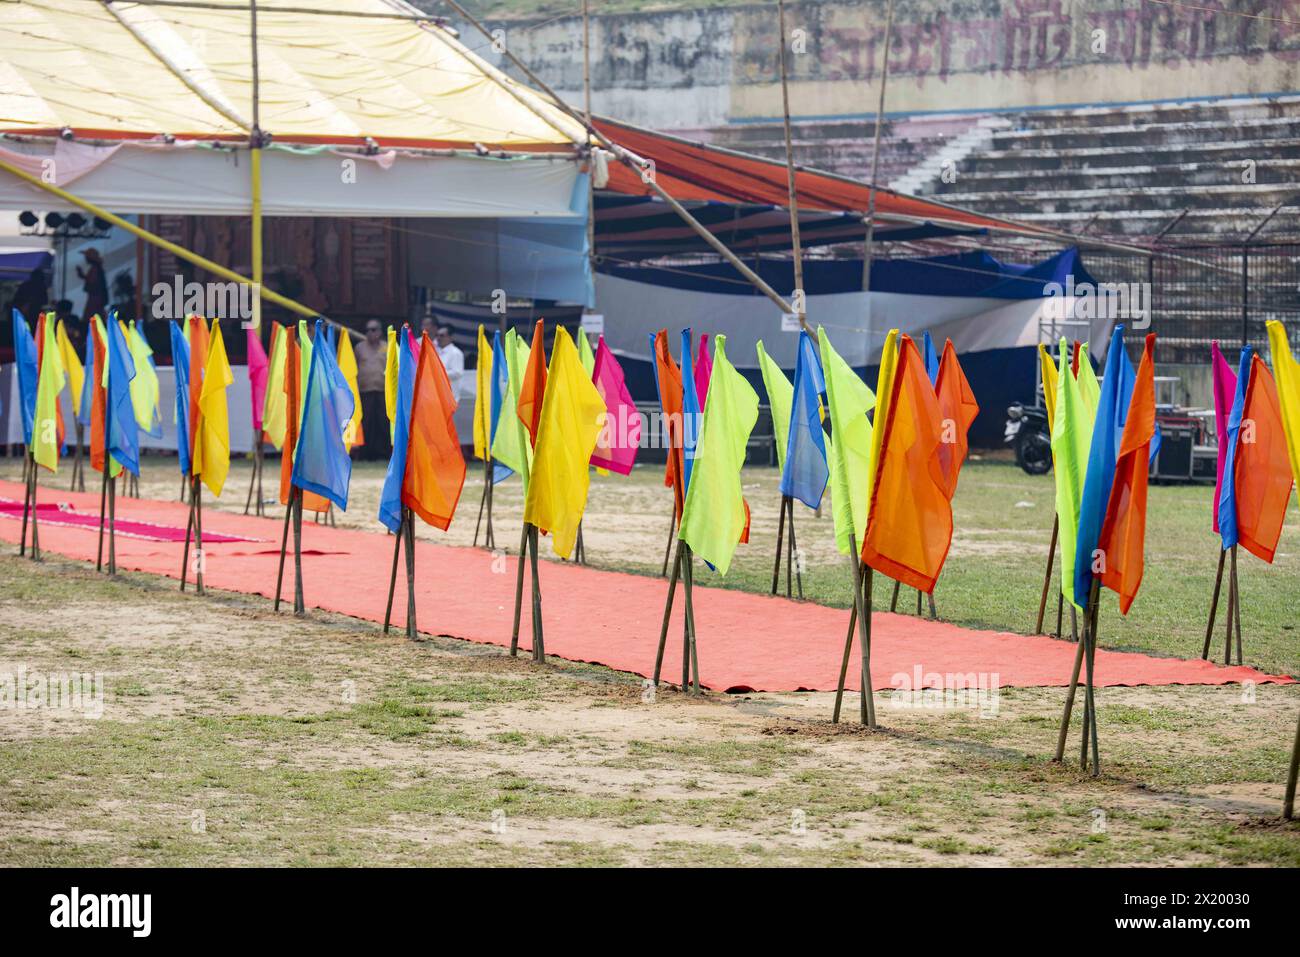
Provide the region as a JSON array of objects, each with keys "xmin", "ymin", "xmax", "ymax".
[
  {"xmin": 831, "ymin": 534, "xmax": 877, "ymax": 727},
  {"xmin": 243, "ymin": 443, "xmax": 267, "ymax": 517},
  {"xmin": 771, "ymin": 493, "xmax": 803, "ymax": 598},
  {"xmin": 652, "ymin": 538, "xmax": 700, "ymax": 694},
  {"xmin": 1201, "ymin": 544, "xmax": 1244, "ymax": 666},
  {"xmin": 18, "ymin": 450, "xmax": 40, "ymax": 561},
  {"xmin": 509, "ymin": 522, "xmax": 546, "ymax": 662},
  {"xmin": 273, "ymin": 488, "xmax": 306, "ymax": 616},
  {"xmin": 95, "ymin": 467, "xmax": 117, "ymax": 575},
  {"xmin": 1054, "ymin": 581, "xmax": 1103, "ymax": 776},
  {"xmin": 69, "ymin": 422, "xmax": 86, "ymax": 492},
  {"xmin": 180, "ymin": 473, "xmax": 205, "ymax": 594},
  {"xmin": 472, "ymin": 457, "xmax": 495, "ymax": 550},
  {"xmin": 383, "ymin": 506, "xmax": 419, "ymax": 640}
]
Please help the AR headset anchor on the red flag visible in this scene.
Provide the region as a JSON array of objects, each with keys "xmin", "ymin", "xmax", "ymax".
[
  {"xmin": 934, "ymin": 339, "xmax": 979, "ymax": 498},
  {"xmin": 861, "ymin": 335, "xmax": 953, "ymax": 593},
  {"xmin": 1233, "ymin": 355, "xmax": 1293, "ymax": 563},
  {"xmin": 402, "ymin": 333, "xmax": 466, "ymax": 530},
  {"xmin": 517, "ymin": 318, "xmax": 547, "ymax": 447},
  {"xmin": 652, "ymin": 329, "xmax": 685, "ymax": 517},
  {"xmin": 1072, "ymin": 340, "xmax": 1083, "ymax": 377},
  {"xmin": 1097, "ymin": 333, "xmax": 1157, "ymax": 615},
  {"xmin": 90, "ymin": 321, "xmax": 108, "ymax": 474},
  {"xmin": 187, "ymin": 315, "xmax": 210, "ymax": 464}
]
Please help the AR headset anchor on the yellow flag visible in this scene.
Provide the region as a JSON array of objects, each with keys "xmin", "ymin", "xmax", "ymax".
[
  {"xmin": 33, "ymin": 314, "xmax": 66, "ymax": 472},
  {"xmin": 127, "ymin": 320, "xmax": 161, "ymax": 436},
  {"xmin": 336, "ymin": 329, "xmax": 363, "ymax": 451},
  {"xmin": 297, "ymin": 319, "xmax": 312, "ymax": 421},
  {"xmin": 865, "ymin": 329, "xmax": 900, "ymax": 528},
  {"xmin": 384, "ymin": 326, "xmax": 399, "ymax": 443},
  {"xmin": 262, "ymin": 322, "xmax": 288, "ymax": 450},
  {"xmin": 473, "ymin": 324, "xmax": 492, "ymax": 460},
  {"xmin": 522, "ymin": 326, "xmax": 606, "ymax": 559},
  {"xmin": 55, "ymin": 319, "xmax": 84, "ymax": 405},
  {"xmin": 196, "ymin": 320, "xmax": 234, "ymax": 496},
  {"xmin": 1266, "ymin": 320, "xmax": 1300, "ymax": 487},
  {"xmin": 1038, "ymin": 344, "xmax": 1058, "ymax": 434}
]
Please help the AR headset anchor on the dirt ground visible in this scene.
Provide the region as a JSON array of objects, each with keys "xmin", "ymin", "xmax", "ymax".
[{"xmin": 1, "ymin": 548, "xmax": 1297, "ymax": 866}]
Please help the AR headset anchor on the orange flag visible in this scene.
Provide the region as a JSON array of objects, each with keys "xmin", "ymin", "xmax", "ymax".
[
  {"xmin": 517, "ymin": 319, "xmax": 548, "ymax": 447},
  {"xmin": 861, "ymin": 334, "xmax": 952, "ymax": 593},
  {"xmin": 90, "ymin": 320, "xmax": 108, "ymax": 473},
  {"xmin": 1097, "ymin": 333, "xmax": 1157, "ymax": 615},
  {"xmin": 652, "ymin": 329, "xmax": 686, "ymax": 517},
  {"xmin": 187, "ymin": 315, "xmax": 210, "ymax": 467},
  {"xmin": 402, "ymin": 332, "xmax": 467, "ymax": 530},
  {"xmin": 1233, "ymin": 355, "xmax": 1293, "ymax": 563},
  {"xmin": 934, "ymin": 339, "xmax": 979, "ymax": 499},
  {"xmin": 277, "ymin": 331, "xmax": 328, "ymax": 512}
]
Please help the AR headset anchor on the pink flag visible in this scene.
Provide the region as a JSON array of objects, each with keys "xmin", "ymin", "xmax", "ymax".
[
  {"xmin": 590, "ymin": 336, "xmax": 640, "ymax": 475},
  {"xmin": 1210, "ymin": 341, "xmax": 1236, "ymax": 533},
  {"xmin": 247, "ymin": 325, "xmax": 270, "ymax": 434},
  {"xmin": 694, "ymin": 333, "xmax": 713, "ymax": 408}
]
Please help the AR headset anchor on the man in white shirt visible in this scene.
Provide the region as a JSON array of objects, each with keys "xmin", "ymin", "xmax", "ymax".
[{"xmin": 434, "ymin": 324, "xmax": 466, "ymax": 402}]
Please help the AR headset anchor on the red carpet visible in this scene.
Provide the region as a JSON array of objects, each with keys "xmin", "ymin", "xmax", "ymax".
[
  {"xmin": 0, "ymin": 497, "xmax": 263, "ymax": 544},
  {"xmin": 0, "ymin": 479, "xmax": 1290, "ymax": 692}
]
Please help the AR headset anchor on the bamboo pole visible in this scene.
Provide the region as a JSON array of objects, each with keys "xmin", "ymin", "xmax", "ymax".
[
  {"xmin": 292, "ymin": 489, "xmax": 305, "ymax": 615},
  {"xmin": 1053, "ymin": 614, "xmax": 1087, "ymax": 762},
  {"xmin": 776, "ymin": 0, "xmax": 809, "ymax": 333},
  {"xmin": 510, "ymin": 523, "xmax": 529, "ymax": 656},
  {"xmin": 1230, "ymin": 545, "xmax": 1243, "ymax": 665},
  {"xmin": 660, "ymin": 500, "xmax": 677, "ymax": 577},
  {"xmin": 181, "ymin": 477, "xmax": 196, "ymax": 591},
  {"xmin": 654, "ymin": 540, "xmax": 684, "ymax": 686},
  {"xmin": 193, "ymin": 475, "xmax": 205, "ymax": 595},
  {"xmin": 889, "ymin": 578, "xmax": 900, "ymax": 612},
  {"xmin": 831, "ymin": 578, "xmax": 858, "ymax": 723},
  {"xmin": 1284, "ymin": 707, "xmax": 1300, "ymax": 819},
  {"xmin": 404, "ymin": 508, "xmax": 418, "ymax": 641},
  {"xmin": 19, "ymin": 452, "xmax": 31, "ymax": 557},
  {"xmin": 107, "ymin": 474, "xmax": 117, "ymax": 575},
  {"xmin": 28, "ymin": 451, "xmax": 40, "ymax": 561},
  {"xmin": 274, "ymin": 497, "xmax": 292, "ymax": 611},
  {"xmin": 473, "ymin": 457, "xmax": 490, "ymax": 547},
  {"xmin": 528, "ymin": 524, "xmax": 545, "ymax": 661},
  {"xmin": 384, "ymin": 515, "xmax": 403, "ymax": 633},
  {"xmin": 1202, "ymin": 547, "xmax": 1226, "ymax": 659},
  {"xmin": 1034, "ymin": 515, "xmax": 1059, "ymax": 634},
  {"xmin": 788, "ymin": 497, "xmax": 804, "ymax": 598},
  {"xmin": 861, "ymin": 0, "xmax": 896, "ymax": 294},
  {"xmin": 1222, "ymin": 546, "xmax": 1237, "ymax": 666},
  {"xmin": 683, "ymin": 543, "xmax": 699, "ymax": 694},
  {"xmin": 771, "ymin": 493, "xmax": 788, "ymax": 594},
  {"xmin": 96, "ymin": 463, "xmax": 108, "ymax": 572}
]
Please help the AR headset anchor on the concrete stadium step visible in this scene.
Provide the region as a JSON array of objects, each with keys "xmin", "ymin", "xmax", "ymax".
[
  {"xmin": 989, "ymin": 115, "xmax": 1300, "ymax": 152},
  {"xmin": 1002, "ymin": 207, "xmax": 1285, "ymax": 238},
  {"xmin": 1011, "ymin": 96, "xmax": 1300, "ymax": 131},
  {"xmin": 937, "ymin": 182, "xmax": 1296, "ymax": 216},
  {"xmin": 928, "ymin": 158, "xmax": 1300, "ymax": 194},
  {"xmin": 960, "ymin": 139, "xmax": 1300, "ymax": 174}
]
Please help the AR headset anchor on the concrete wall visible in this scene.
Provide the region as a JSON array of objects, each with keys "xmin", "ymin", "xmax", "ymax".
[{"xmin": 449, "ymin": 0, "xmax": 1300, "ymax": 130}]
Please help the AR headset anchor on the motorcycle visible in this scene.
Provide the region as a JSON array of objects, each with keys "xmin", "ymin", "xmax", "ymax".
[{"xmin": 1004, "ymin": 402, "xmax": 1052, "ymax": 475}]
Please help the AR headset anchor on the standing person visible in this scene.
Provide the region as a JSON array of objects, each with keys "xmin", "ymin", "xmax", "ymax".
[
  {"xmin": 435, "ymin": 324, "xmax": 465, "ymax": 401},
  {"xmin": 354, "ymin": 319, "xmax": 391, "ymax": 461},
  {"xmin": 76, "ymin": 248, "xmax": 108, "ymax": 322}
]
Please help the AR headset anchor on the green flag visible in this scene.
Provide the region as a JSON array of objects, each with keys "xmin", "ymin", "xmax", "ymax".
[
  {"xmin": 127, "ymin": 320, "xmax": 161, "ymax": 436},
  {"xmin": 818, "ymin": 326, "xmax": 876, "ymax": 555},
  {"xmin": 33, "ymin": 315, "xmax": 66, "ymax": 473},
  {"xmin": 755, "ymin": 340, "xmax": 793, "ymax": 473},
  {"xmin": 1076, "ymin": 342, "xmax": 1100, "ymax": 417},
  {"xmin": 679, "ymin": 334, "xmax": 759, "ymax": 575},
  {"xmin": 576, "ymin": 327, "xmax": 595, "ymax": 376},
  {"xmin": 1051, "ymin": 338, "xmax": 1094, "ymax": 610},
  {"xmin": 490, "ymin": 327, "xmax": 533, "ymax": 488}
]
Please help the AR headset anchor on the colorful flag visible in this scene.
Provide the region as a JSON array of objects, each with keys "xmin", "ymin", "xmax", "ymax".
[
  {"xmin": 336, "ymin": 328, "xmax": 364, "ymax": 451},
  {"xmin": 922, "ymin": 330, "xmax": 940, "ymax": 386},
  {"xmin": 755, "ymin": 340, "xmax": 793, "ymax": 474},
  {"xmin": 169, "ymin": 321, "xmax": 191, "ymax": 475},
  {"xmin": 1232, "ymin": 355, "xmax": 1293, "ymax": 563},
  {"xmin": 402, "ymin": 332, "xmax": 466, "ymax": 530},
  {"xmin": 577, "ymin": 327, "xmax": 596, "ymax": 376},
  {"xmin": 379, "ymin": 329, "xmax": 418, "ymax": 534},
  {"xmin": 297, "ymin": 318, "xmax": 312, "ymax": 415},
  {"xmin": 55, "ymin": 319, "xmax": 84, "ymax": 413},
  {"xmin": 934, "ymin": 339, "xmax": 980, "ymax": 499},
  {"xmin": 105, "ymin": 314, "xmax": 139, "ymax": 477},
  {"xmin": 650, "ymin": 329, "xmax": 685, "ymax": 516},
  {"xmin": 490, "ymin": 327, "xmax": 533, "ymax": 487},
  {"xmin": 187, "ymin": 315, "xmax": 210, "ymax": 474},
  {"xmin": 261, "ymin": 322, "xmax": 287, "ymax": 450},
  {"xmin": 818, "ymin": 326, "xmax": 876, "ymax": 554},
  {"xmin": 1038, "ymin": 343, "xmax": 1058, "ymax": 433},
  {"xmin": 473, "ymin": 324, "xmax": 493, "ymax": 461},
  {"xmin": 1097, "ymin": 333, "xmax": 1157, "ymax": 614},
  {"xmin": 678, "ymin": 334, "xmax": 758, "ymax": 575},
  {"xmin": 590, "ymin": 335, "xmax": 639, "ymax": 475},
  {"xmin": 1051, "ymin": 338, "xmax": 1093, "ymax": 610},
  {"xmin": 1216, "ymin": 346, "xmax": 1252, "ymax": 549},
  {"xmin": 33, "ymin": 313, "xmax": 66, "ymax": 472},
  {"xmin": 127, "ymin": 321, "xmax": 162, "ymax": 438},
  {"xmin": 1210, "ymin": 341, "xmax": 1237, "ymax": 535},
  {"xmin": 523, "ymin": 326, "xmax": 606, "ymax": 558},
  {"xmin": 279, "ymin": 329, "xmax": 301, "ymax": 506},
  {"xmin": 489, "ymin": 329, "xmax": 513, "ymax": 484},
  {"xmin": 517, "ymin": 318, "xmax": 548, "ymax": 447},
  {"xmin": 89, "ymin": 319, "xmax": 120, "ymax": 478},
  {"xmin": 195, "ymin": 320, "xmax": 234, "ymax": 496},
  {"xmin": 78, "ymin": 323, "xmax": 94, "ymax": 427},
  {"xmin": 291, "ymin": 320, "xmax": 354, "ymax": 511},
  {"xmin": 384, "ymin": 326, "xmax": 399, "ymax": 443},
  {"xmin": 680, "ymin": 328, "xmax": 701, "ymax": 495},
  {"xmin": 1076, "ymin": 342, "xmax": 1101, "ymax": 416},
  {"xmin": 866, "ymin": 329, "xmax": 900, "ymax": 521},
  {"xmin": 781, "ymin": 329, "xmax": 829, "ymax": 510},
  {"xmin": 247, "ymin": 324, "xmax": 270, "ymax": 438},
  {"xmin": 1265, "ymin": 320, "xmax": 1300, "ymax": 489},
  {"xmin": 694, "ymin": 332, "xmax": 713, "ymax": 408},
  {"xmin": 1073, "ymin": 326, "xmax": 1136, "ymax": 608},
  {"xmin": 11, "ymin": 309, "xmax": 38, "ymax": 445},
  {"xmin": 861, "ymin": 335, "xmax": 952, "ymax": 593}
]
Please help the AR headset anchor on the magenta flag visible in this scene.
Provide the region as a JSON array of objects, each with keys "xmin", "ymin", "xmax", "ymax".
[
  {"xmin": 247, "ymin": 325, "xmax": 270, "ymax": 434},
  {"xmin": 1211, "ymin": 340, "xmax": 1237, "ymax": 533},
  {"xmin": 590, "ymin": 335, "xmax": 640, "ymax": 475},
  {"xmin": 694, "ymin": 333, "xmax": 713, "ymax": 408}
]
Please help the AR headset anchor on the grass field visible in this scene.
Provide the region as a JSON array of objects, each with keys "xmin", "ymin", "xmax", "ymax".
[{"xmin": 0, "ymin": 454, "xmax": 1297, "ymax": 866}]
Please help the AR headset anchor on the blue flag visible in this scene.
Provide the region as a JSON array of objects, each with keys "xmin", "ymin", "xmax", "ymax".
[
  {"xmin": 679, "ymin": 328, "xmax": 701, "ymax": 495},
  {"xmin": 923, "ymin": 330, "xmax": 940, "ymax": 386},
  {"xmin": 78, "ymin": 325, "xmax": 94, "ymax": 426},
  {"xmin": 1216, "ymin": 345, "xmax": 1253, "ymax": 549},
  {"xmin": 378, "ymin": 329, "xmax": 417, "ymax": 532},
  {"xmin": 780, "ymin": 329, "xmax": 829, "ymax": 509},
  {"xmin": 490, "ymin": 329, "xmax": 513, "ymax": 485},
  {"xmin": 1073, "ymin": 325, "xmax": 1136, "ymax": 606},
  {"xmin": 169, "ymin": 320, "xmax": 191, "ymax": 475},
  {"xmin": 291, "ymin": 319, "xmax": 354, "ymax": 510},
  {"xmin": 12, "ymin": 309, "xmax": 38, "ymax": 446},
  {"xmin": 105, "ymin": 316, "xmax": 140, "ymax": 477}
]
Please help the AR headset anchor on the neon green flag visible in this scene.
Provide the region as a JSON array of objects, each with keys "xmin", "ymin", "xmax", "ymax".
[
  {"xmin": 679, "ymin": 334, "xmax": 758, "ymax": 575},
  {"xmin": 33, "ymin": 314, "xmax": 66, "ymax": 472},
  {"xmin": 127, "ymin": 320, "xmax": 161, "ymax": 436},
  {"xmin": 576, "ymin": 327, "xmax": 595, "ymax": 376},
  {"xmin": 490, "ymin": 327, "xmax": 533, "ymax": 488},
  {"xmin": 1051, "ymin": 338, "xmax": 1094, "ymax": 610},
  {"xmin": 755, "ymin": 340, "xmax": 793, "ymax": 473},
  {"xmin": 818, "ymin": 326, "xmax": 876, "ymax": 555},
  {"xmin": 1076, "ymin": 342, "xmax": 1100, "ymax": 417}
]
